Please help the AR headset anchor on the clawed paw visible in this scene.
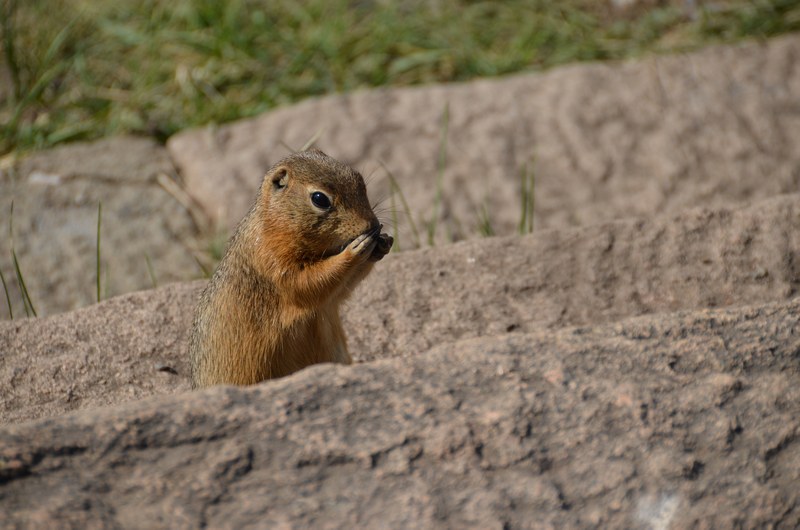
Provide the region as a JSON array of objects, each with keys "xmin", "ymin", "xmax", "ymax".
[
  {"xmin": 347, "ymin": 231, "xmax": 378, "ymax": 260},
  {"xmin": 345, "ymin": 225, "xmax": 393, "ymax": 264}
]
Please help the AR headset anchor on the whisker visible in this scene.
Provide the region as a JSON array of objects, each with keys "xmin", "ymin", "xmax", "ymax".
[
  {"xmin": 364, "ymin": 166, "xmax": 381, "ymax": 186},
  {"xmin": 370, "ymin": 193, "xmax": 391, "ymax": 210},
  {"xmin": 377, "ymin": 208, "xmax": 402, "ymax": 219}
]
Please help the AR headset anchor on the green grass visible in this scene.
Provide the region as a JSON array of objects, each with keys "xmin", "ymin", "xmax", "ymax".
[
  {"xmin": 477, "ymin": 202, "xmax": 495, "ymax": 238},
  {"xmin": 381, "ymin": 160, "xmax": 534, "ymax": 250},
  {"xmin": 1, "ymin": 0, "xmax": 798, "ymax": 156},
  {"xmin": 7, "ymin": 200, "xmax": 37, "ymax": 317},
  {"xmin": 96, "ymin": 202, "xmax": 102, "ymax": 303},
  {"xmin": 381, "ymin": 162, "xmax": 421, "ymax": 252},
  {"xmin": 3, "ymin": 199, "xmax": 110, "ymax": 318},
  {"xmin": 428, "ymin": 103, "xmax": 449, "ymax": 246},
  {"xmin": 144, "ymin": 253, "xmax": 158, "ymax": 288},
  {"xmin": 518, "ymin": 161, "xmax": 535, "ymax": 235}
]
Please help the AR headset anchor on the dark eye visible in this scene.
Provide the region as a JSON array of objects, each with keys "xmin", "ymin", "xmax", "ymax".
[{"xmin": 311, "ymin": 191, "xmax": 332, "ymax": 209}]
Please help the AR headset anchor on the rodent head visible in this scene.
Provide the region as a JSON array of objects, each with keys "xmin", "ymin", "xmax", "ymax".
[{"xmin": 257, "ymin": 149, "xmax": 380, "ymax": 261}]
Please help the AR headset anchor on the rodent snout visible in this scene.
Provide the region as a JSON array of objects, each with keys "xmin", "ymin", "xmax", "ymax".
[{"xmin": 350, "ymin": 223, "xmax": 381, "ymax": 245}]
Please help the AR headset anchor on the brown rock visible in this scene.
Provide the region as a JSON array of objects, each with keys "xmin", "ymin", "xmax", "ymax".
[
  {"xmin": 0, "ymin": 282, "xmax": 197, "ymax": 424},
  {"xmin": 344, "ymin": 192, "xmax": 800, "ymax": 361},
  {"xmin": 0, "ymin": 296, "xmax": 798, "ymax": 528},
  {"xmin": 2, "ymin": 193, "xmax": 797, "ymax": 425},
  {"xmin": 168, "ymin": 35, "xmax": 800, "ymax": 243},
  {"xmin": 17, "ymin": 135, "xmax": 173, "ymax": 184},
  {"xmin": 2, "ymin": 37, "xmax": 800, "ymax": 527},
  {"xmin": 0, "ymin": 136, "xmax": 204, "ymax": 318}
]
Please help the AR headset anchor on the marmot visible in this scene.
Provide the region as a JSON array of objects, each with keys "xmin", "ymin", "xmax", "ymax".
[{"xmin": 189, "ymin": 149, "xmax": 392, "ymax": 388}]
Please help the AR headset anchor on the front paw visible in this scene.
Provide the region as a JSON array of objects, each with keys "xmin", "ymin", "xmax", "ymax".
[
  {"xmin": 369, "ymin": 233, "xmax": 393, "ymax": 262},
  {"xmin": 346, "ymin": 231, "xmax": 378, "ymax": 263}
]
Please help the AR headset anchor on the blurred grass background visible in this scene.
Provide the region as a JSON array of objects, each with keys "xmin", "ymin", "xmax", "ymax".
[{"xmin": 1, "ymin": 0, "xmax": 798, "ymax": 156}]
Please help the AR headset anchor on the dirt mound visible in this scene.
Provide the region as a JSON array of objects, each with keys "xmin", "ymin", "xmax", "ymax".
[{"xmin": 2, "ymin": 296, "xmax": 798, "ymax": 528}]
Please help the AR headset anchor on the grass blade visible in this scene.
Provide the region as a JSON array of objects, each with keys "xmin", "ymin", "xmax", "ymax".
[
  {"xmin": 0, "ymin": 265, "xmax": 12, "ymax": 320},
  {"xmin": 388, "ymin": 176, "xmax": 400, "ymax": 252},
  {"xmin": 527, "ymin": 164, "xmax": 535, "ymax": 234},
  {"xmin": 478, "ymin": 201, "xmax": 494, "ymax": 237},
  {"xmin": 518, "ymin": 161, "xmax": 536, "ymax": 235},
  {"xmin": 145, "ymin": 253, "xmax": 158, "ymax": 288},
  {"xmin": 380, "ymin": 161, "xmax": 421, "ymax": 249},
  {"xmin": 299, "ymin": 129, "xmax": 324, "ymax": 152},
  {"xmin": 11, "ymin": 251, "xmax": 33, "ymax": 317},
  {"xmin": 1, "ymin": 0, "xmax": 21, "ymax": 101},
  {"xmin": 9, "ymin": 200, "xmax": 36, "ymax": 317},
  {"xmin": 192, "ymin": 251, "xmax": 212, "ymax": 279},
  {"xmin": 96, "ymin": 202, "xmax": 102, "ymax": 303},
  {"xmin": 4, "ymin": 18, "xmax": 75, "ymax": 135}
]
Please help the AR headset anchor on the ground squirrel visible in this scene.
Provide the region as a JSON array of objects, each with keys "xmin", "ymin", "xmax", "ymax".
[{"xmin": 189, "ymin": 149, "xmax": 392, "ymax": 388}]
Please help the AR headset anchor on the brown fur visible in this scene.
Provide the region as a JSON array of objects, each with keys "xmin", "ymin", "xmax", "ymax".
[{"xmin": 189, "ymin": 149, "xmax": 392, "ymax": 388}]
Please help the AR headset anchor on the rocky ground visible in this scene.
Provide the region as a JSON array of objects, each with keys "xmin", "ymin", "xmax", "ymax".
[{"xmin": 1, "ymin": 35, "xmax": 799, "ymax": 528}]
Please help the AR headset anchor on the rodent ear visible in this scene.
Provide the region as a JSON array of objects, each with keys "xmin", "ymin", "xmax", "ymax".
[{"xmin": 271, "ymin": 167, "xmax": 289, "ymax": 190}]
